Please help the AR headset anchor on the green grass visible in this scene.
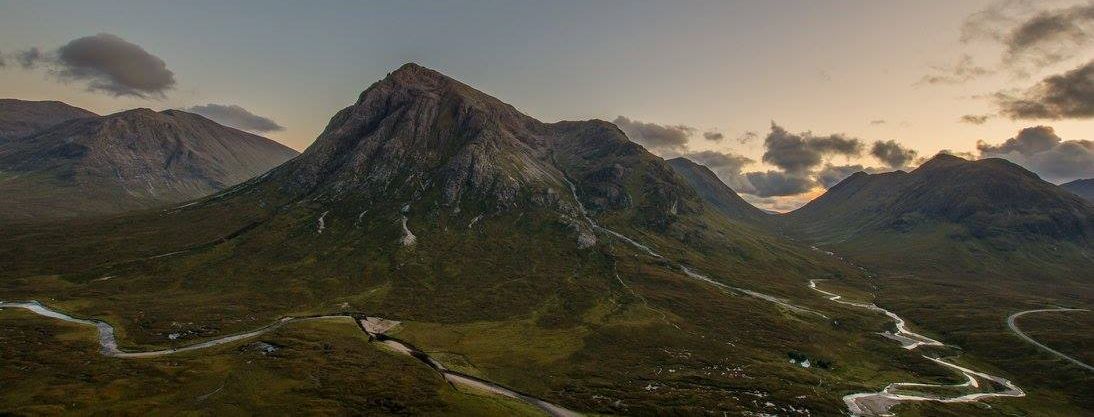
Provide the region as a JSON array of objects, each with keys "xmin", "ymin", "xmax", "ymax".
[{"xmin": 0, "ymin": 309, "xmax": 544, "ymax": 416}]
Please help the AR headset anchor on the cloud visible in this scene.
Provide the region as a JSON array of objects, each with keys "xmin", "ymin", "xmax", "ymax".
[
  {"xmin": 741, "ymin": 193, "xmax": 819, "ymax": 213},
  {"xmin": 817, "ymin": 164, "xmax": 866, "ymax": 188},
  {"xmin": 761, "ymin": 122, "xmax": 864, "ymax": 174},
  {"xmin": 183, "ymin": 104, "xmax": 284, "ymax": 133},
  {"xmin": 736, "ymin": 130, "xmax": 758, "ymax": 144},
  {"xmin": 17, "ymin": 47, "xmax": 44, "ymax": 69},
  {"xmin": 0, "ymin": 50, "xmax": 4, "ymax": 67},
  {"xmin": 684, "ymin": 150, "xmax": 756, "ymax": 193},
  {"xmin": 869, "ymin": 119, "xmax": 887, "ymax": 125},
  {"xmin": 977, "ymin": 125, "xmax": 1094, "ymax": 182},
  {"xmin": 702, "ymin": 131, "xmax": 724, "ymax": 141},
  {"xmin": 871, "ymin": 140, "xmax": 919, "ymax": 169},
  {"xmin": 938, "ymin": 149, "xmax": 978, "ymax": 160},
  {"xmin": 56, "ymin": 34, "xmax": 176, "ymax": 97},
  {"xmin": 961, "ymin": 1, "xmax": 1094, "ymax": 73},
  {"xmin": 1004, "ymin": 2, "xmax": 1094, "ymax": 66},
  {"xmin": 918, "ymin": 54, "xmax": 994, "ymax": 85},
  {"xmin": 613, "ymin": 116, "xmax": 696, "ymax": 152},
  {"xmin": 744, "ymin": 170, "xmax": 816, "ymax": 197},
  {"xmin": 4, "ymin": 34, "xmax": 177, "ymax": 98},
  {"xmin": 960, "ymin": 114, "xmax": 993, "ymax": 124},
  {"xmin": 995, "ymin": 59, "xmax": 1093, "ymax": 119}
]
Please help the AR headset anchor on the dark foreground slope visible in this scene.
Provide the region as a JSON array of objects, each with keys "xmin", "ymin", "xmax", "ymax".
[
  {"xmin": 1, "ymin": 66, "xmax": 1083, "ymax": 416},
  {"xmin": 0, "ymin": 99, "xmax": 98, "ymax": 142},
  {"xmin": 782, "ymin": 153, "xmax": 1094, "ymax": 412},
  {"xmin": 0, "ymin": 108, "xmax": 298, "ymax": 221}
]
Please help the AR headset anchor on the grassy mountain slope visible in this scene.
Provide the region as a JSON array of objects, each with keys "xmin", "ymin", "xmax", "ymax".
[
  {"xmin": 666, "ymin": 156, "xmax": 770, "ymax": 226},
  {"xmin": 781, "ymin": 153, "xmax": 1094, "ymax": 412},
  {"xmin": 0, "ymin": 108, "xmax": 298, "ymax": 222},
  {"xmin": 1, "ymin": 66, "xmax": 1083, "ymax": 416}
]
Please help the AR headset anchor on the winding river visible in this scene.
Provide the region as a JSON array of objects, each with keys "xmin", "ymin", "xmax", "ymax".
[
  {"xmin": 807, "ymin": 280, "xmax": 1026, "ymax": 416},
  {"xmin": 0, "ymin": 301, "xmax": 580, "ymax": 417}
]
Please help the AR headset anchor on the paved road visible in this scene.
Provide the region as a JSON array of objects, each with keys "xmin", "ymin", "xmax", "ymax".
[{"xmin": 1006, "ymin": 308, "xmax": 1093, "ymax": 372}]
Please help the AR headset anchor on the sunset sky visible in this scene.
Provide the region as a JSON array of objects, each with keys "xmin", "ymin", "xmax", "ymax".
[{"xmin": 2, "ymin": 0, "xmax": 1090, "ymax": 211}]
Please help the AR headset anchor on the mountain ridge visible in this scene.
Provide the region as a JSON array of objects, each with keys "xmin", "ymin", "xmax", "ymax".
[
  {"xmin": 0, "ymin": 106, "xmax": 298, "ymax": 221},
  {"xmin": 1061, "ymin": 178, "xmax": 1094, "ymax": 203},
  {"xmin": 0, "ymin": 98, "xmax": 99, "ymax": 142}
]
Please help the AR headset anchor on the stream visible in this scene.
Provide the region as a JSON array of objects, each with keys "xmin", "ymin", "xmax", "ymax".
[
  {"xmin": 807, "ymin": 280, "xmax": 1026, "ymax": 416},
  {"xmin": 0, "ymin": 301, "xmax": 580, "ymax": 417}
]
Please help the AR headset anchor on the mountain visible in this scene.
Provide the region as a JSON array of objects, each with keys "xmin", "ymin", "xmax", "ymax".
[
  {"xmin": 787, "ymin": 154, "xmax": 1092, "ymax": 246},
  {"xmin": 781, "ymin": 154, "xmax": 1094, "ymax": 415},
  {"xmin": 0, "ymin": 99, "xmax": 98, "ymax": 142},
  {"xmin": 667, "ymin": 157, "xmax": 769, "ymax": 226},
  {"xmin": 0, "ymin": 64, "xmax": 902, "ymax": 416},
  {"xmin": 0, "ymin": 108, "xmax": 298, "ymax": 221},
  {"xmin": 1061, "ymin": 178, "xmax": 1094, "ymax": 202}
]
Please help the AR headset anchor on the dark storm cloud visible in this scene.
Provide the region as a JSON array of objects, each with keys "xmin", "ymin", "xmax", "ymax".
[
  {"xmin": 871, "ymin": 140, "xmax": 918, "ymax": 169},
  {"xmin": 744, "ymin": 171, "xmax": 815, "ymax": 197},
  {"xmin": 960, "ymin": 114, "xmax": 993, "ymax": 124},
  {"xmin": 613, "ymin": 116, "xmax": 695, "ymax": 151},
  {"xmin": 184, "ymin": 104, "xmax": 285, "ymax": 133},
  {"xmin": 4, "ymin": 34, "xmax": 178, "ymax": 98},
  {"xmin": 918, "ymin": 54, "xmax": 994, "ymax": 85},
  {"xmin": 702, "ymin": 131, "xmax": 724, "ymax": 141},
  {"xmin": 53, "ymin": 33, "xmax": 176, "ymax": 97},
  {"xmin": 761, "ymin": 122, "xmax": 864, "ymax": 174},
  {"xmin": 977, "ymin": 125, "xmax": 1094, "ymax": 182},
  {"xmin": 1004, "ymin": 3, "xmax": 1094, "ymax": 66},
  {"xmin": 684, "ymin": 150, "xmax": 756, "ymax": 193},
  {"xmin": 995, "ymin": 59, "xmax": 1094, "ymax": 120}
]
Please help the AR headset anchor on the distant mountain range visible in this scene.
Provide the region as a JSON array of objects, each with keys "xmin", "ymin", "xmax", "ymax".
[
  {"xmin": 787, "ymin": 153, "xmax": 1091, "ymax": 244},
  {"xmin": 1061, "ymin": 178, "xmax": 1094, "ymax": 202},
  {"xmin": 0, "ymin": 65, "xmax": 1090, "ymax": 416},
  {"xmin": 0, "ymin": 102, "xmax": 297, "ymax": 221},
  {"xmin": 0, "ymin": 99, "xmax": 98, "ymax": 143}
]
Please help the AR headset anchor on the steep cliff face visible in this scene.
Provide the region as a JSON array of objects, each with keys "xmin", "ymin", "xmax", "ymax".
[
  {"xmin": 256, "ymin": 63, "xmax": 700, "ymax": 235},
  {"xmin": 0, "ymin": 107, "xmax": 297, "ymax": 221}
]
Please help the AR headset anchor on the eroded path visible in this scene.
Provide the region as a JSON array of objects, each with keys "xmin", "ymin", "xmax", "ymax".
[
  {"xmin": 807, "ymin": 280, "xmax": 1025, "ymax": 416},
  {"xmin": 0, "ymin": 300, "xmax": 580, "ymax": 417},
  {"xmin": 1006, "ymin": 308, "xmax": 1094, "ymax": 372}
]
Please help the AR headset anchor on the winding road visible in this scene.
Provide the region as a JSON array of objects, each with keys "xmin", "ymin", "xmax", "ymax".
[
  {"xmin": 1006, "ymin": 308, "xmax": 1093, "ymax": 372},
  {"xmin": 0, "ymin": 300, "xmax": 580, "ymax": 417},
  {"xmin": 808, "ymin": 279, "xmax": 1026, "ymax": 416}
]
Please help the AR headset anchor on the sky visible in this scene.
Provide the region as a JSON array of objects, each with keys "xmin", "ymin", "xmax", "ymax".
[{"xmin": 1, "ymin": 0, "xmax": 1091, "ymax": 211}]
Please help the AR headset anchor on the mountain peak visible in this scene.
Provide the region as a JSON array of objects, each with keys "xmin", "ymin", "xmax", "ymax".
[
  {"xmin": 0, "ymin": 99, "xmax": 98, "ymax": 141},
  {"xmin": 915, "ymin": 152, "xmax": 968, "ymax": 171}
]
